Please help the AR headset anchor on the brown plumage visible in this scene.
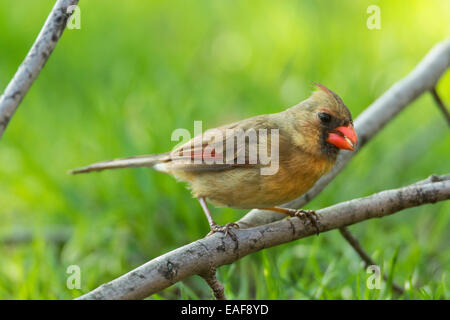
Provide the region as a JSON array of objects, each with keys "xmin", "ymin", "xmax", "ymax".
[{"xmin": 70, "ymin": 84, "xmax": 357, "ymax": 235}]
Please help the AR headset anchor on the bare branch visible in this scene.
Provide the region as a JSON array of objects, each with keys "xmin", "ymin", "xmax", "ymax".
[
  {"xmin": 238, "ymin": 39, "xmax": 450, "ymax": 228},
  {"xmin": 0, "ymin": 0, "xmax": 79, "ymax": 139},
  {"xmin": 77, "ymin": 176, "xmax": 450, "ymax": 300}
]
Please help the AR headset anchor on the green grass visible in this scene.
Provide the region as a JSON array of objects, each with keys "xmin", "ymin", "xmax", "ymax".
[{"xmin": 0, "ymin": 0, "xmax": 448, "ymax": 299}]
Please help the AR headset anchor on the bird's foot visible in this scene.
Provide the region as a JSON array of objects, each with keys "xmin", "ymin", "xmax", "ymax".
[
  {"xmin": 287, "ymin": 209, "xmax": 320, "ymax": 235},
  {"xmin": 207, "ymin": 222, "xmax": 240, "ymax": 241}
]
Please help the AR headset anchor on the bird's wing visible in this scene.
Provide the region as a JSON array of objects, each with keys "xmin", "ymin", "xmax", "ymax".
[{"xmin": 168, "ymin": 115, "xmax": 284, "ymax": 172}]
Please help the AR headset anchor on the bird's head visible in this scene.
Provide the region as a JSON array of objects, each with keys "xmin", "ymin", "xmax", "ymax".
[
  {"xmin": 288, "ymin": 83, "xmax": 357, "ymax": 159},
  {"xmin": 313, "ymin": 83, "xmax": 357, "ymax": 152}
]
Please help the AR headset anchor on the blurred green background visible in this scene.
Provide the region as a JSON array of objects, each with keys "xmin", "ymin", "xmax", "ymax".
[{"xmin": 0, "ymin": 0, "xmax": 449, "ymax": 299}]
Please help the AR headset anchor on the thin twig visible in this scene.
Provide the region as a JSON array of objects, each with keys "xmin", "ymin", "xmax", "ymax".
[
  {"xmin": 430, "ymin": 87, "xmax": 450, "ymax": 126},
  {"xmin": 338, "ymin": 227, "xmax": 404, "ymax": 295}
]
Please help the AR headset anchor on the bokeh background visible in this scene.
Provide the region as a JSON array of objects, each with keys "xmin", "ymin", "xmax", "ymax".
[{"xmin": 0, "ymin": 0, "xmax": 448, "ymax": 299}]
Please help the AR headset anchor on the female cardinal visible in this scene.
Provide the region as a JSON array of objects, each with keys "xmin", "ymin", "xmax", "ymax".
[{"xmin": 70, "ymin": 84, "xmax": 357, "ymax": 236}]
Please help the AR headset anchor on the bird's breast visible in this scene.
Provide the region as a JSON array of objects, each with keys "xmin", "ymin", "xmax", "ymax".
[
  {"xmin": 255, "ymin": 151, "xmax": 334, "ymax": 207},
  {"xmin": 178, "ymin": 149, "xmax": 335, "ymax": 209}
]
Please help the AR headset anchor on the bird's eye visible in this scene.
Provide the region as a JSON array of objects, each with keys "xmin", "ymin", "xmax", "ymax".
[{"xmin": 318, "ymin": 112, "xmax": 332, "ymax": 124}]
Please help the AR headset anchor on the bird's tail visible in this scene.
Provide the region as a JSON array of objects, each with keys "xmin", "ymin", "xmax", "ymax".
[{"xmin": 68, "ymin": 153, "xmax": 171, "ymax": 174}]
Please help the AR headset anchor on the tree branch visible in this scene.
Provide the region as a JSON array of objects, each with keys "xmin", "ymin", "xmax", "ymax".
[
  {"xmin": 0, "ymin": 0, "xmax": 79, "ymax": 139},
  {"xmin": 238, "ymin": 39, "xmax": 450, "ymax": 228},
  {"xmin": 77, "ymin": 176, "xmax": 450, "ymax": 300}
]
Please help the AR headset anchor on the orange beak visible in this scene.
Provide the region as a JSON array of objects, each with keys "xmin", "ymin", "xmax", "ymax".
[{"xmin": 326, "ymin": 124, "xmax": 357, "ymax": 151}]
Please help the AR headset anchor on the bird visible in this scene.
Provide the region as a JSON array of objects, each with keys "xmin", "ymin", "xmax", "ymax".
[{"xmin": 70, "ymin": 83, "xmax": 357, "ymax": 237}]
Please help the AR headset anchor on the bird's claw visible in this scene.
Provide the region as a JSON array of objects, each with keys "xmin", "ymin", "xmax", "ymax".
[
  {"xmin": 289, "ymin": 209, "xmax": 320, "ymax": 235},
  {"xmin": 207, "ymin": 222, "xmax": 240, "ymax": 240}
]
